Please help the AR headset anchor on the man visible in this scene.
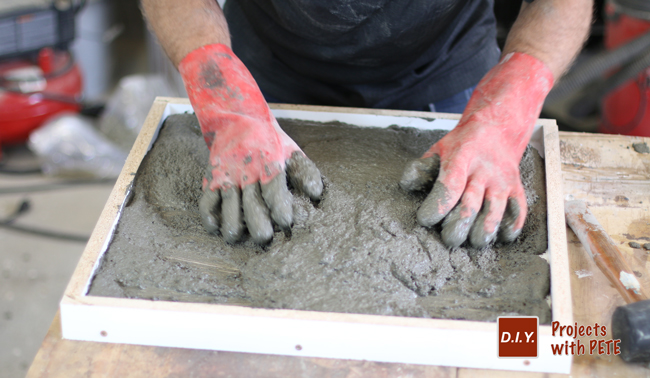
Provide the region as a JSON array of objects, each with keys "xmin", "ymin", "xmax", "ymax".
[{"xmin": 141, "ymin": 0, "xmax": 592, "ymax": 247}]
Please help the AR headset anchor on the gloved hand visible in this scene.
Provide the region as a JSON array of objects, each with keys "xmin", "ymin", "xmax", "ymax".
[
  {"xmin": 400, "ymin": 52, "xmax": 554, "ymax": 248},
  {"xmin": 179, "ymin": 44, "xmax": 323, "ymax": 244}
]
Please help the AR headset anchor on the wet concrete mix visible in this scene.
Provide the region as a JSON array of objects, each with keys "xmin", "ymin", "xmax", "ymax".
[{"xmin": 89, "ymin": 114, "xmax": 551, "ymax": 323}]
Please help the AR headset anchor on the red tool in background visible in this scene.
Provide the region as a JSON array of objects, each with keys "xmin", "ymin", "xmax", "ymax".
[
  {"xmin": 542, "ymin": 0, "xmax": 650, "ymax": 135},
  {"xmin": 0, "ymin": 1, "xmax": 84, "ymax": 159},
  {"xmin": 0, "ymin": 49, "xmax": 83, "ymax": 157},
  {"xmin": 600, "ymin": 0, "xmax": 650, "ymax": 136}
]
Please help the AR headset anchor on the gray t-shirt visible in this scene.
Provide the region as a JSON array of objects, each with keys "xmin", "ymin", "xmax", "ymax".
[{"xmin": 225, "ymin": 0, "xmax": 500, "ymax": 110}]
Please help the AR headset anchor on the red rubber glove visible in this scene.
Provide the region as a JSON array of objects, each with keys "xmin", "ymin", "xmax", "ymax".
[
  {"xmin": 400, "ymin": 52, "xmax": 554, "ymax": 248},
  {"xmin": 179, "ymin": 44, "xmax": 323, "ymax": 244}
]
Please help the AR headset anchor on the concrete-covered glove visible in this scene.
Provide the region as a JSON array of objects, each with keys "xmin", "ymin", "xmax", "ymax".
[
  {"xmin": 400, "ymin": 52, "xmax": 553, "ymax": 248},
  {"xmin": 179, "ymin": 44, "xmax": 323, "ymax": 244}
]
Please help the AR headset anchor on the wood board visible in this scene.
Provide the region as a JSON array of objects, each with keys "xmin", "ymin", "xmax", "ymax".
[{"xmin": 57, "ymin": 97, "xmax": 572, "ymax": 374}]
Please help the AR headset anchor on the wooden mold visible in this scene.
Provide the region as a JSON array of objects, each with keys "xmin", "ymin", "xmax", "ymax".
[{"xmin": 59, "ymin": 97, "xmax": 572, "ymax": 373}]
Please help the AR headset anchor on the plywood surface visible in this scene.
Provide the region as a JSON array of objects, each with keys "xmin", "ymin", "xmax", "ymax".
[
  {"xmin": 559, "ymin": 132, "xmax": 650, "ymax": 377},
  {"xmin": 25, "ymin": 109, "xmax": 650, "ymax": 377}
]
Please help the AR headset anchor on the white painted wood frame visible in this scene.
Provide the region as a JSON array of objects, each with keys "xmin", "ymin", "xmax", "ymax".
[{"xmin": 60, "ymin": 97, "xmax": 572, "ymax": 374}]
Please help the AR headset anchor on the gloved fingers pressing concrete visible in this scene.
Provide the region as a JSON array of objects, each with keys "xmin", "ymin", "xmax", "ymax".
[
  {"xmin": 220, "ymin": 186, "xmax": 244, "ymax": 244},
  {"xmin": 180, "ymin": 44, "xmax": 322, "ymax": 244},
  {"xmin": 402, "ymin": 52, "xmax": 553, "ymax": 249},
  {"xmin": 499, "ymin": 194, "xmax": 527, "ymax": 243},
  {"xmin": 199, "ymin": 188, "xmax": 221, "ymax": 235},
  {"xmin": 202, "ymin": 172, "xmax": 298, "ymax": 244},
  {"xmin": 243, "ymin": 182, "xmax": 274, "ymax": 244},
  {"xmin": 261, "ymin": 171, "xmax": 293, "ymax": 230},
  {"xmin": 440, "ymin": 179, "xmax": 484, "ymax": 248},
  {"xmin": 286, "ymin": 151, "xmax": 323, "ymax": 201},
  {"xmin": 469, "ymin": 192, "xmax": 508, "ymax": 249},
  {"xmin": 399, "ymin": 155, "xmax": 440, "ymax": 192},
  {"xmin": 415, "ymin": 164, "xmax": 467, "ymax": 228}
]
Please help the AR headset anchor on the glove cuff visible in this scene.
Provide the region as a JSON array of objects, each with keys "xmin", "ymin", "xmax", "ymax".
[{"xmin": 493, "ymin": 51, "xmax": 554, "ymax": 100}]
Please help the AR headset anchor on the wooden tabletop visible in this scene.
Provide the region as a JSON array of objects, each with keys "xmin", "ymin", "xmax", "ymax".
[{"xmin": 26, "ymin": 132, "xmax": 650, "ymax": 377}]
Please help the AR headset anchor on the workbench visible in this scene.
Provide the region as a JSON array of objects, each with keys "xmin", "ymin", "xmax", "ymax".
[{"xmin": 25, "ymin": 126, "xmax": 650, "ymax": 377}]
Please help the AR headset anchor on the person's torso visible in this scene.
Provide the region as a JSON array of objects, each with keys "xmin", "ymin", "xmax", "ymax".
[{"xmin": 226, "ymin": 0, "xmax": 499, "ymax": 109}]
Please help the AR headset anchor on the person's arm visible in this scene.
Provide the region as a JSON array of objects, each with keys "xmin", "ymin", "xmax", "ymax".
[
  {"xmin": 140, "ymin": 0, "xmax": 230, "ymax": 67},
  {"xmin": 141, "ymin": 0, "xmax": 323, "ymax": 245},
  {"xmin": 401, "ymin": 0, "xmax": 593, "ymax": 248},
  {"xmin": 504, "ymin": 0, "xmax": 593, "ymax": 80}
]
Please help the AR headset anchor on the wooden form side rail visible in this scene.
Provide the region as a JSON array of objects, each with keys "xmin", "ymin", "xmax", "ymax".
[{"xmin": 58, "ymin": 97, "xmax": 572, "ymax": 374}]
